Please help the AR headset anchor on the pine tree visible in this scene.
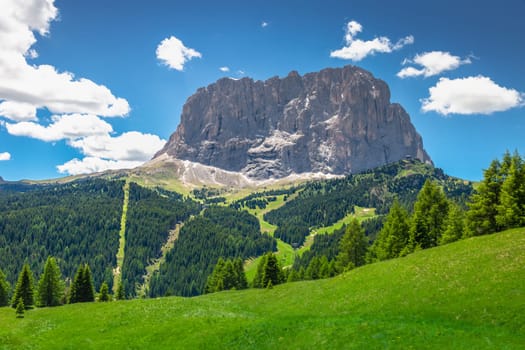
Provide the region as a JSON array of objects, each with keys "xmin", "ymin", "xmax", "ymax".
[
  {"xmin": 37, "ymin": 257, "xmax": 64, "ymax": 307},
  {"xmin": 11, "ymin": 263, "xmax": 34, "ymax": 309},
  {"xmin": 116, "ymin": 281, "xmax": 125, "ymax": 300},
  {"xmin": 253, "ymin": 252, "xmax": 283, "ymax": 288},
  {"xmin": 205, "ymin": 258, "xmax": 226, "ymax": 293},
  {"xmin": 287, "ymin": 269, "xmax": 300, "ymax": 282},
  {"xmin": 336, "ymin": 218, "xmax": 368, "ymax": 271},
  {"xmin": 261, "ymin": 253, "xmax": 283, "ymax": 287},
  {"xmin": 222, "ymin": 260, "xmax": 237, "ymax": 290},
  {"xmin": 0, "ymin": 268, "xmax": 10, "ymax": 307},
  {"xmin": 233, "ymin": 258, "xmax": 248, "ymax": 290},
  {"xmin": 70, "ymin": 264, "xmax": 95, "ymax": 303},
  {"xmin": 98, "ymin": 282, "xmax": 110, "ymax": 302},
  {"xmin": 465, "ymin": 159, "xmax": 503, "ymax": 236},
  {"xmin": 496, "ymin": 151, "xmax": 525, "ymax": 229},
  {"xmin": 408, "ymin": 180, "xmax": 450, "ymax": 251},
  {"xmin": 368, "ymin": 199, "xmax": 410, "ymax": 261},
  {"xmin": 205, "ymin": 257, "xmax": 249, "ymax": 293},
  {"xmin": 82, "ymin": 265, "xmax": 95, "ymax": 302},
  {"xmin": 15, "ymin": 298, "xmax": 25, "ymax": 318},
  {"xmin": 439, "ymin": 203, "xmax": 465, "ymax": 245},
  {"xmin": 318, "ymin": 256, "xmax": 331, "ymax": 279},
  {"xmin": 252, "ymin": 254, "xmax": 268, "ymax": 288},
  {"xmin": 305, "ymin": 256, "xmax": 321, "ymax": 280}
]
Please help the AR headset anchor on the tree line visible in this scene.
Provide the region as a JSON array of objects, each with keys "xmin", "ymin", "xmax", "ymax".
[
  {"xmin": 1, "ymin": 257, "xmax": 123, "ymax": 317},
  {"xmin": 264, "ymin": 159, "xmax": 473, "ymax": 246},
  {"xmin": 285, "ymin": 151, "xmax": 525, "ymax": 281}
]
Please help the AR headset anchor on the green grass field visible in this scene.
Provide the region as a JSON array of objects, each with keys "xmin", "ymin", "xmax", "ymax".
[{"xmin": 1, "ymin": 228, "xmax": 524, "ymax": 349}]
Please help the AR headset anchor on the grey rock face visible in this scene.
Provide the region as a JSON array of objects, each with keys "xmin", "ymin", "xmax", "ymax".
[{"xmin": 155, "ymin": 65, "xmax": 432, "ymax": 179}]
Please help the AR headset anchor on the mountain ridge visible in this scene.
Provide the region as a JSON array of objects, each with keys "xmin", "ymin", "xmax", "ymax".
[{"xmin": 155, "ymin": 65, "xmax": 431, "ymax": 180}]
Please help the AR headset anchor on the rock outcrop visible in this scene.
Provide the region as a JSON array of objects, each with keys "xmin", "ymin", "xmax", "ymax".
[{"xmin": 155, "ymin": 65, "xmax": 431, "ymax": 179}]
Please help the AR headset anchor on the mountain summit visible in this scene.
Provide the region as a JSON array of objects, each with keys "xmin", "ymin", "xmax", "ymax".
[{"xmin": 154, "ymin": 65, "xmax": 431, "ymax": 180}]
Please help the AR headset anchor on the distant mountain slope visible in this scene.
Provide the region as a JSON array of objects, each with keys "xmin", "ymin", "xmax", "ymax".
[
  {"xmin": 1, "ymin": 228, "xmax": 523, "ymax": 349},
  {"xmin": 155, "ymin": 65, "xmax": 431, "ymax": 180},
  {"xmin": 263, "ymin": 159, "xmax": 473, "ymax": 246}
]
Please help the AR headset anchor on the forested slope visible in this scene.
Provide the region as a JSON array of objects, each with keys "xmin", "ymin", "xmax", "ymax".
[
  {"xmin": 264, "ymin": 159, "xmax": 473, "ymax": 246},
  {"xmin": 0, "ymin": 179, "xmax": 124, "ymax": 289},
  {"xmin": 149, "ymin": 206, "xmax": 276, "ymax": 297},
  {"xmin": 121, "ymin": 183, "xmax": 201, "ymax": 297}
]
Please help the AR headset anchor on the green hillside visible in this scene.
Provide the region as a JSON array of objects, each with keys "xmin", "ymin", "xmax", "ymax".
[{"xmin": 1, "ymin": 228, "xmax": 523, "ymax": 349}]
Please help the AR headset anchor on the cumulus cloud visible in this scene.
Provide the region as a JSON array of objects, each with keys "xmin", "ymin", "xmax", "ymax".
[
  {"xmin": 7, "ymin": 113, "xmax": 166, "ymax": 174},
  {"xmin": 6, "ymin": 114, "xmax": 113, "ymax": 142},
  {"xmin": 0, "ymin": 0, "xmax": 167, "ymax": 176},
  {"xmin": 0, "ymin": 152, "xmax": 11, "ymax": 161},
  {"xmin": 261, "ymin": 21, "xmax": 269, "ymax": 28},
  {"xmin": 219, "ymin": 66, "xmax": 230, "ymax": 72},
  {"xmin": 57, "ymin": 132, "xmax": 166, "ymax": 175},
  {"xmin": 0, "ymin": 0, "xmax": 130, "ymax": 122},
  {"xmin": 57, "ymin": 157, "xmax": 144, "ymax": 175},
  {"xmin": 156, "ymin": 36, "xmax": 202, "ymax": 71},
  {"xmin": 68, "ymin": 132, "xmax": 166, "ymax": 162},
  {"xmin": 398, "ymin": 51, "xmax": 471, "ymax": 78},
  {"xmin": 421, "ymin": 76, "xmax": 524, "ymax": 115},
  {"xmin": 330, "ymin": 20, "xmax": 414, "ymax": 61}
]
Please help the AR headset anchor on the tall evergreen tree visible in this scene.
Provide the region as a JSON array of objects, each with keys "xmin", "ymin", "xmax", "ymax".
[
  {"xmin": 206, "ymin": 257, "xmax": 248, "ymax": 293},
  {"xmin": 368, "ymin": 199, "xmax": 410, "ymax": 261},
  {"xmin": 305, "ymin": 256, "xmax": 321, "ymax": 280},
  {"xmin": 465, "ymin": 159, "xmax": 503, "ymax": 236},
  {"xmin": 496, "ymin": 151, "xmax": 525, "ymax": 229},
  {"xmin": 70, "ymin": 264, "xmax": 95, "ymax": 303},
  {"xmin": 261, "ymin": 253, "xmax": 283, "ymax": 288},
  {"xmin": 0, "ymin": 268, "xmax": 10, "ymax": 307},
  {"xmin": 115, "ymin": 280, "xmax": 125, "ymax": 300},
  {"xmin": 205, "ymin": 258, "xmax": 226, "ymax": 293},
  {"xmin": 37, "ymin": 257, "xmax": 64, "ymax": 307},
  {"xmin": 98, "ymin": 282, "xmax": 110, "ymax": 302},
  {"xmin": 336, "ymin": 218, "xmax": 368, "ymax": 271},
  {"xmin": 408, "ymin": 180, "xmax": 449, "ymax": 251},
  {"xmin": 439, "ymin": 203, "xmax": 465, "ymax": 245},
  {"xmin": 11, "ymin": 263, "xmax": 35, "ymax": 309},
  {"xmin": 253, "ymin": 252, "xmax": 283, "ymax": 288},
  {"xmin": 233, "ymin": 258, "xmax": 248, "ymax": 290}
]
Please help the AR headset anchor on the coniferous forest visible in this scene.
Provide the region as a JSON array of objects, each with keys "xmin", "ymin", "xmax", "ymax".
[
  {"xmin": 0, "ymin": 154, "xmax": 524, "ymax": 304},
  {"xmin": 149, "ymin": 206, "xmax": 276, "ymax": 297},
  {"xmin": 0, "ymin": 179, "xmax": 124, "ymax": 289}
]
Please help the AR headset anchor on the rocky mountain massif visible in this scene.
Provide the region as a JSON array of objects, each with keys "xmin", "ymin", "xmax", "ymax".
[{"xmin": 154, "ymin": 65, "xmax": 431, "ymax": 180}]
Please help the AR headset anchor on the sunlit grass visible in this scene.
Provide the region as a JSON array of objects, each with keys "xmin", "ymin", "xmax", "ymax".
[{"xmin": 2, "ymin": 228, "xmax": 523, "ymax": 349}]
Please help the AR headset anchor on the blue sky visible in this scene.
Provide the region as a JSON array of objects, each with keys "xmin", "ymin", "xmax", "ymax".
[{"xmin": 0, "ymin": 0, "xmax": 524, "ymax": 181}]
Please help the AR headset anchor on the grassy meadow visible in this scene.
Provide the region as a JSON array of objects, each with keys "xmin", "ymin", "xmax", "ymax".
[{"xmin": 1, "ymin": 228, "xmax": 523, "ymax": 349}]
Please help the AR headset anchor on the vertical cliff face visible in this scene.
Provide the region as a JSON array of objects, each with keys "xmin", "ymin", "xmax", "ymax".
[{"xmin": 155, "ymin": 65, "xmax": 432, "ymax": 179}]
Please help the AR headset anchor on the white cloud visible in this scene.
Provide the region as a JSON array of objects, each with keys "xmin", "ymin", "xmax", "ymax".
[
  {"xmin": 6, "ymin": 112, "xmax": 166, "ymax": 175},
  {"xmin": 219, "ymin": 66, "xmax": 230, "ymax": 72},
  {"xmin": 398, "ymin": 51, "xmax": 471, "ymax": 78},
  {"xmin": 0, "ymin": 0, "xmax": 130, "ymax": 122},
  {"xmin": 58, "ymin": 132, "xmax": 165, "ymax": 175},
  {"xmin": 57, "ymin": 157, "xmax": 143, "ymax": 175},
  {"xmin": 156, "ymin": 36, "xmax": 201, "ymax": 71},
  {"xmin": 68, "ymin": 132, "xmax": 166, "ymax": 162},
  {"xmin": 421, "ymin": 76, "xmax": 524, "ymax": 115},
  {"xmin": 0, "ymin": 152, "xmax": 11, "ymax": 161},
  {"xmin": 330, "ymin": 20, "xmax": 413, "ymax": 61},
  {"xmin": 5, "ymin": 114, "xmax": 113, "ymax": 142},
  {"xmin": 261, "ymin": 21, "xmax": 269, "ymax": 28}
]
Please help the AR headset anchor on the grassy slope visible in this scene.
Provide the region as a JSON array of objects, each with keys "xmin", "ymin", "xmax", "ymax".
[
  {"xmin": 244, "ymin": 194, "xmax": 298, "ymax": 279},
  {"xmin": 1, "ymin": 228, "xmax": 524, "ymax": 349}
]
